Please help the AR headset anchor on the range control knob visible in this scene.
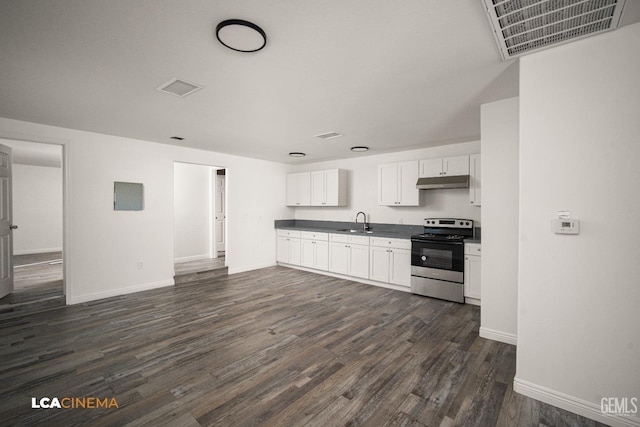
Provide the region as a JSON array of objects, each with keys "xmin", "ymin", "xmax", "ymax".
[
  {"xmin": 466, "ymin": 222, "xmax": 470, "ymax": 225},
  {"xmin": 459, "ymin": 221, "xmax": 463, "ymax": 225},
  {"xmin": 421, "ymin": 256, "xmax": 427, "ymax": 261}
]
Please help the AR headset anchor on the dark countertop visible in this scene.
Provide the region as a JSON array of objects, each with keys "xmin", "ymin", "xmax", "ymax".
[
  {"xmin": 275, "ymin": 219, "xmax": 421, "ymax": 239},
  {"xmin": 276, "ymin": 219, "xmax": 481, "ymax": 242}
]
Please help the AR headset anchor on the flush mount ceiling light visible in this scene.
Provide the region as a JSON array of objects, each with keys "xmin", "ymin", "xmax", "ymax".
[
  {"xmin": 350, "ymin": 146, "xmax": 369, "ymax": 152},
  {"xmin": 289, "ymin": 152, "xmax": 306, "ymax": 157},
  {"xmin": 216, "ymin": 19, "xmax": 267, "ymax": 53}
]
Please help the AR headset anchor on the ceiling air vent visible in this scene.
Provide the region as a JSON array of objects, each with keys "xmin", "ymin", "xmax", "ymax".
[
  {"xmin": 483, "ymin": 0, "xmax": 627, "ymax": 60},
  {"xmin": 314, "ymin": 132, "xmax": 343, "ymax": 140},
  {"xmin": 156, "ymin": 78, "xmax": 204, "ymax": 97}
]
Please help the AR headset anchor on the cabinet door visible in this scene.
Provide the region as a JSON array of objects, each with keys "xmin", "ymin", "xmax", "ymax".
[
  {"xmin": 443, "ymin": 155, "xmax": 469, "ymax": 176},
  {"xmin": 329, "ymin": 242, "xmax": 349, "ymax": 274},
  {"xmin": 464, "ymin": 255, "xmax": 481, "ymax": 300},
  {"xmin": 315, "ymin": 240, "xmax": 329, "ymax": 271},
  {"xmin": 297, "ymin": 172, "xmax": 311, "ymax": 206},
  {"xmin": 310, "ymin": 171, "xmax": 325, "ymax": 206},
  {"xmin": 390, "ymin": 248, "xmax": 411, "ymax": 287},
  {"xmin": 469, "ymin": 154, "xmax": 481, "ymax": 206},
  {"xmin": 289, "ymin": 238, "xmax": 301, "ymax": 266},
  {"xmin": 300, "ymin": 239, "xmax": 315, "ymax": 268},
  {"xmin": 348, "ymin": 244, "xmax": 370, "ymax": 279},
  {"xmin": 277, "ymin": 237, "xmax": 289, "ymax": 263},
  {"xmin": 286, "ymin": 174, "xmax": 299, "ymax": 206},
  {"xmin": 419, "ymin": 158, "xmax": 443, "ymax": 178},
  {"xmin": 369, "ymin": 246, "xmax": 390, "ymax": 282},
  {"xmin": 378, "ymin": 164, "xmax": 399, "ymax": 205},
  {"xmin": 398, "ymin": 161, "xmax": 419, "ymax": 206},
  {"xmin": 323, "ymin": 169, "xmax": 339, "ymax": 206}
]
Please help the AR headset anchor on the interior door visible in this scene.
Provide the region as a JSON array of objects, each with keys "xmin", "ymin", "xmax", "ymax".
[
  {"xmin": 215, "ymin": 174, "xmax": 225, "ymax": 254},
  {"xmin": 0, "ymin": 144, "xmax": 14, "ymax": 299}
]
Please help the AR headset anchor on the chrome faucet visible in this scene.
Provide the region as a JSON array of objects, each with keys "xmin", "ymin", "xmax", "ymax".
[{"xmin": 355, "ymin": 211, "xmax": 368, "ymax": 231}]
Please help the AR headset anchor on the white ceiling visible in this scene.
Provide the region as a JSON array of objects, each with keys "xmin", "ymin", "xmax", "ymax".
[{"xmin": 0, "ymin": 1, "xmax": 638, "ymax": 164}]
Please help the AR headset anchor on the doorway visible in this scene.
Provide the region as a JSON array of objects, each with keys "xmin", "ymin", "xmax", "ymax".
[
  {"xmin": 0, "ymin": 139, "xmax": 65, "ymax": 313},
  {"xmin": 173, "ymin": 162, "xmax": 227, "ymax": 278}
]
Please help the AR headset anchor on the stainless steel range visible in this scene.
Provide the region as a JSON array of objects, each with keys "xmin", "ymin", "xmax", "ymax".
[{"xmin": 410, "ymin": 218, "xmax": 474, "ymax": 303}]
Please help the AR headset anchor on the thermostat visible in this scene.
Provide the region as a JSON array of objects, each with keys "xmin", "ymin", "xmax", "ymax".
[{"xmin": 552, "ymin": 219, "xmax": 580, "ymax": 235}]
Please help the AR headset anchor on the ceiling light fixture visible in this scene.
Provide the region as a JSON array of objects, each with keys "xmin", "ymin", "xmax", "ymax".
[
  {"xmin": 216, "ymin": 19, "xmax": 267, "ymax": 53},
  {"xmin": 350, "ymin": 146, "xmax": 369, "ymax": 152},
  {"xmin": 289, "ymin": 152, "xmax": 306, "ymax": 157}
]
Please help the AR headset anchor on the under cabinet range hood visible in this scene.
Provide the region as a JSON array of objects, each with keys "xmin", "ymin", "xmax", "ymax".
[{"xmin": 416, "ymin": 175, "xmax": 469, "ymax": 190}]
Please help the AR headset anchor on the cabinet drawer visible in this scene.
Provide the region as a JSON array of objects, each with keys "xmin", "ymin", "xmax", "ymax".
[
  {"xmin": 330, "ymin": 233, "xmax": 370, "ymax": 245},
  {"xmin": 277, "ymin": 229, "xmax": 301, "ymax": 238},
  {"xmin": 465, "ymin": 243, "xmax": 481, "ymax": 255},
  {"xmin": 370, "ymin": 237, "xmax": 411, "ymax": 250},
  {"xmin": 301, "ymin": 231, "xmax": 329, "ymax": 241}
]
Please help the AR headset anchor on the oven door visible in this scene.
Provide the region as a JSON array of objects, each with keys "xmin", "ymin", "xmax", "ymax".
[{"xmin": 410, "ymin": 239, "xmax": 464, "ymax": 283}]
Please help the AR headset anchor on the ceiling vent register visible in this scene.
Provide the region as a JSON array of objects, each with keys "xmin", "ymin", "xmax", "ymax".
[
  {"xmin": 314, "ymin": 132, "xmax": 343, "ymax": 140},
  {"xmin": 156, "ymin": 78, "xmax": 204, "ymax": 98},
  {"xmin": 483, "ymin": 0, "xmax": 627, "ymax": 60}
]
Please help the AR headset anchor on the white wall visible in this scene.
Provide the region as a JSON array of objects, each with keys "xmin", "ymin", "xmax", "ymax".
[
  {"xmin": 0, "ymin": 117, "xmax": 291, "ymax": 304},
  {"xmin": 479, "ymin": 97, "xmax": 519, "ymax": 345},
  {"xmin": 516, "ymin": 23, "xmax": 640, "ymax": 426},
  {"xmin": 12, "ymin": 163, "xmax": 63, "ymax": 255},
  {"xmin": 292, "ymin": 141, "xmax": 482, "ymax": 226},
  {"xmin": 173, "ymin": 162, "xmax": 213, "ymax": 262}
]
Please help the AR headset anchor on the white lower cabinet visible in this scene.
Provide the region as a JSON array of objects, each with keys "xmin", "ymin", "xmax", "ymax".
[
  {"xmin": 328, "ymin": 234, "xmax": 369, "ymax": 279},
  {"xmin": 464, "ymin": 243, "xmax": 481, "ymax": 302},
  {"xmin": 278, "ymin": 229, "xmax": 414, "ymax": 290},
  {"xmin": 300, "ymin": 231, "xmax": 329, "ymax": 271},
  {"xmin": 276, "ymin": 230, "xmax": 301, "ymax": 265},
  {"xmin": 369, "ymin": 238, "xmax": 411, "ymax": 287}
]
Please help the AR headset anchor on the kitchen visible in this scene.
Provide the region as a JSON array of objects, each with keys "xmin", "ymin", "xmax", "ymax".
[
  {"xmin": 275, "ymin": 141, "xmax": 483, "ymax": 304},
  {"xmin": 0, "ymin": 1, "xmax": 638, "ymax": 426}
]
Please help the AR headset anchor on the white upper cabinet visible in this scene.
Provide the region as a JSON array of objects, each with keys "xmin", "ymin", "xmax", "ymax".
[
  {"xmin": 310, "ymin": 169, "xmax": 347, "ymax": 206},
  {"xmin": 286, "ymin": 172, "xmax": 311, "ymax": 206},
  {"xmin": 469, "ymin": 154, "xmax": 481, "ymax": 206},
  {"xmin": 289, "ymin": 169, "xmax": 346, "ymax": 207},
  {"xmin": 378, "ymin": 161, "xmax": 419, "ymax": 206},
  {"xmin": 419, "ymin": 155, "xmax": 469, "ymax": 178}
]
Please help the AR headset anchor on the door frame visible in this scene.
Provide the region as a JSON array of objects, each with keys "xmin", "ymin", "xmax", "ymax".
[
  {"xmin": 0, "ymin": 133, "xmax": 70, "ymax": 304},
  {"xmin": 172, "ymin": 161, "xmax": 227, "ymax": 265}
]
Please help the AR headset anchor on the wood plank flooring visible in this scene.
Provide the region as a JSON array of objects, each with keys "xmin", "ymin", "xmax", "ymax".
[
  {"xmin": 0, "ymin": 266, "xmax": 608, "ymax": 426},
  {"xmin": 0, "ymin": 253, "xmax": 65, "ymax": 319}
]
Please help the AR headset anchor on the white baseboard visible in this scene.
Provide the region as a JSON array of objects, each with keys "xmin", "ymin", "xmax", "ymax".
[
  {"xmin": 479, "ymin": 327, "xmax": 517, "ymax": 345},
  {"xmin": 14, "ymin": 247, "xmax": 63, "ymax": 256},
  {"xmin": 514, "ymin": 377, "xmax": 640, "ymax": 427},
  {"xmin": 67, "ymin": 279, "xmax": 174, "ymax": 305},
  {"xmin": 174, "ymin": 254, "xmax": 211, "ymax": 263}
]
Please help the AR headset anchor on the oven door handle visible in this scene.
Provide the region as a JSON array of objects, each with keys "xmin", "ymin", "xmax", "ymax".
[{"xmin": 411, "ymin": 239, "xmax": 464, "ymax": 245}]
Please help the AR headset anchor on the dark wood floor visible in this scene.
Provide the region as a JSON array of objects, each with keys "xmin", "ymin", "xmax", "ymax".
[
  {"xmin": 174, "ymin": 256, "xmax": 226, "ymax": 276},
  {"xmin": 0, "ymin": 266, "xmax": 606, "ymax": 426}
]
